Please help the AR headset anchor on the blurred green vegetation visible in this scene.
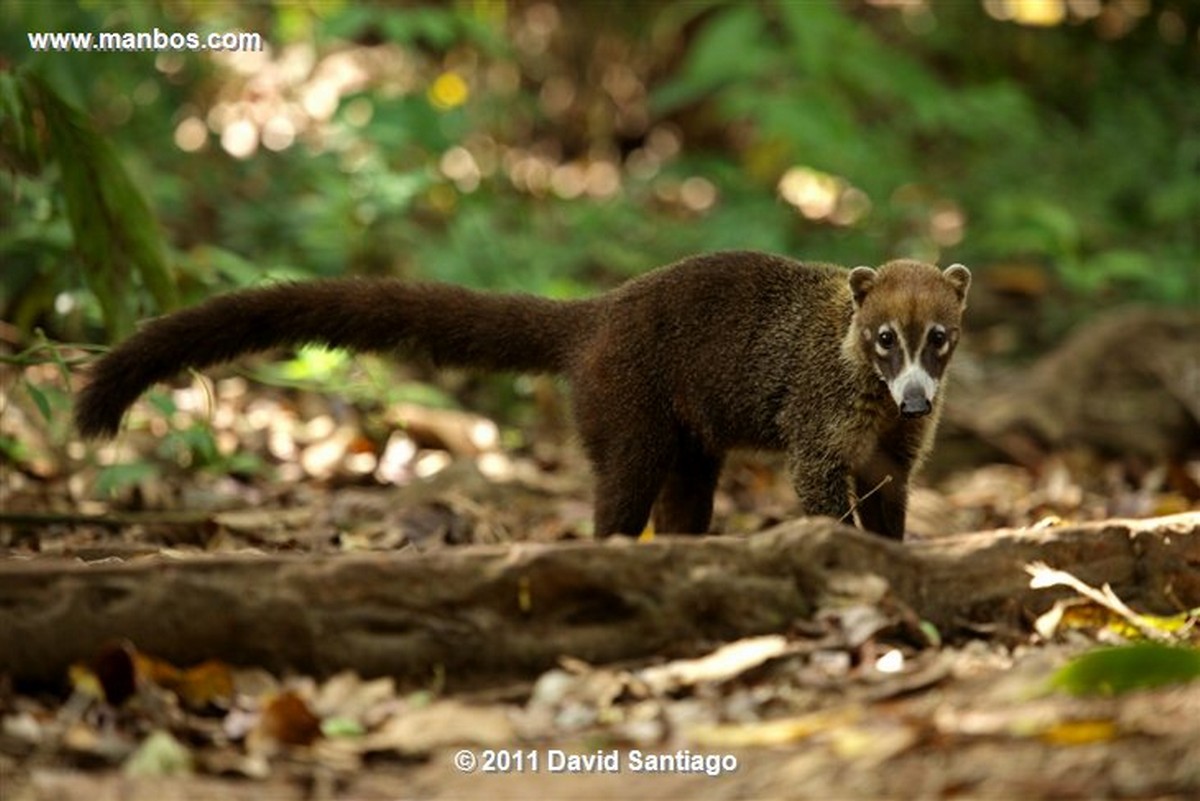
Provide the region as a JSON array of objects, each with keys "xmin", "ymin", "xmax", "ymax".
[{"xmin": 1, "ymin": 0, "xmax": 1197, "ymax": 347}]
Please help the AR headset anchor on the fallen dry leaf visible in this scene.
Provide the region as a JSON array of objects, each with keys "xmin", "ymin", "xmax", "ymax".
[
  {"xmin": 253, "ymin": 691, "xmax": 322, "ymax": 748},
  {"xmin": 688, "ymin": 705, "xmax": 864, "ymax": 748},
  {"xmin": 637, "ymin": 635, "xmax": 793, "ymax": 694},
  {"xmin": 360, "ymin": 699, "xmax": 516, "ymax": 755}
]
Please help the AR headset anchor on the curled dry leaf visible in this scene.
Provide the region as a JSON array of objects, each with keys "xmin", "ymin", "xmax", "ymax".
[
  {"xmin": 84, "ymin": 640, "xmax": 139, "ymax": 706},
  {"xmin": 311, "ymin": 670, "xmax": 399, "ymax": 729},
  {"xmin": 252, "ymin": 691, "xmax": 322, "ymax": 749},
  {"xmin": 387, "ymin": 403, "xmax": 500, "ymax": 457},
  {"xmin": 1027, "ymin": 562, "xmax": 1179, "ymax": 642},
  {"xmin": 636, "ymin": 635, "xmax": 793, "ymax": 695}
]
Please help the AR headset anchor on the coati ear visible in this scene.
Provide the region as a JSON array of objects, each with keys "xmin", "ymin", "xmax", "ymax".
[
  {"xmin": 943, "ymin": 263, "xmax": 972, "ymax": 306},
  {"xmin": 848, "ymin": 266, "xmax": 877, "ymax": 309}
]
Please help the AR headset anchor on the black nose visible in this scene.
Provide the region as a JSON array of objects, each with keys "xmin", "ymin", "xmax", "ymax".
[{"xmin": 900, "ymin": 387, "xmax": 932, "ymax": 418}]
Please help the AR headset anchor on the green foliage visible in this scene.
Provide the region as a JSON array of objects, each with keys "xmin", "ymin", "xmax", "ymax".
[
  {"xmin": 88, "ymin": 391, "xmax": 269, "ymax": 496},
  {"xmin": 93, "ymin": 461, "xmax": 161, "ymax": 497},
  {"xmin": 0, "ymin": 70, "xmax": 42, "ymax": 172},
  {"xmin": 1, "ymin": 335, "xmax": 92, "ymax": 442},
  {"xmin": 0, "ymin": 70, "xmax": 176, "ymax": 337},
  {"xmin": 0, "ymin": 0, "xmax": 1193, "ymax": 497},
  {"xmin": 1053, "ymin": 643, "xmax": 1200, "ymax": 697},
  {"xmin": 1, "ymin": 1, "xmax": 1196, "ymax": 376},
  {"xmin": 23, "ymin": 379, "xmax": 53, "ymax": 422},
  {"xmin": 653, "ymin": 5, "xmax": 774, "ymax": 113},
  {"xmin": 32, "ymin": 73, "xmax": 177, "ymax": 332},
  {"xmin": 251, "ymin": 349, "xmax": 460, "ymax": 411}
]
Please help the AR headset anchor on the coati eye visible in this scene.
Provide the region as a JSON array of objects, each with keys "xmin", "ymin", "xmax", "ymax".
[
  {"xmin": 877, "ymin": 330, "xmax": 896, "ymax": 350},
  {"xmin": 928, "ymin": 328, "xmax": 947, "ymax": 348}
]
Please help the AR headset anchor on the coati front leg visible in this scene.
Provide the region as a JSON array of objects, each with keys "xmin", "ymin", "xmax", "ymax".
[
  {"xmin": 853, "ymin": 429, "xmax": 926, "ymax": 539},
  {"xmin": 788, "ymin": 450, "xmax": 854, "ymax": 526},
  {"xmin": 853, "ymin": 466, "xmax": 909, "ymax": 540},
  {"xmin": 652, "ymin": 433, "xmax": 723, "ymax": 534}
]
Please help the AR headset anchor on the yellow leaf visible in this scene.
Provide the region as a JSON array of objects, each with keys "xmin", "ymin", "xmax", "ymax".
[
  {"xmin": 518, "ymin": 575, "xmax": 533, "ymax": 613},
  {"xmin": 68, "ymin": 664, "xmax": 105, "ymax": 701},
  {"xmin": 689, "ymin": 705, "xmax": 862, "ymax": 747},
  {"xmin": 1040, "ymin": 719, "xmax": 1118, "ymax": 745}
]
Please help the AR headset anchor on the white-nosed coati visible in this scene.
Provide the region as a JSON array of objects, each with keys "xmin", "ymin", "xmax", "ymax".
[{"xmin": 75, "ymin": 251, "xmax": 970, "ymax": 540}]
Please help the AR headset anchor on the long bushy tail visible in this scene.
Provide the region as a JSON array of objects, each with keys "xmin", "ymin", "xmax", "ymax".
[{"xmin": 75, "ymin": 279, "xmax": 593, "ymax": 438}]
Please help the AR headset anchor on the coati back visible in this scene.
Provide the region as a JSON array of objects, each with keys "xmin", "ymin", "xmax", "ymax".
[{"xmin": 75, "ymin": 251, "xmax": 970, "ymax": 540}]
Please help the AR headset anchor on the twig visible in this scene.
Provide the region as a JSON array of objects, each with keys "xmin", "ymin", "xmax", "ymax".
[
  {"xmin": 0, "ymin": 510, "xmax": 216, "ymax": 530},
  {"xmin": 840, "ymin": 475, "xmax": 893, "ymax": 524}
]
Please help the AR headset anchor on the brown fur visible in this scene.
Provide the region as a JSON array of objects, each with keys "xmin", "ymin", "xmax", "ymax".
[{"xmin": 75, "ymin": 251, "xmax": 970, "ymax": 539}]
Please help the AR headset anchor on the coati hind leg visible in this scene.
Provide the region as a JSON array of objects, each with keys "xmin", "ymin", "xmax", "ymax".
[
  {"xmin": 578, "ymin": 404, "xmax": 677, "ymax": 537},
  {"xmin": 652, "ymin": 434, "xmax": 723, "ymax": 534},
  {"xmin": 590, "ymin": 448, "xmax": 673, "ymax": 536}
]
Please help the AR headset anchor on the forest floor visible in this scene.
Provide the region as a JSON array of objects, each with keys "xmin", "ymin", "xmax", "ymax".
[{"xmin": 3, "ymin": 331, "xmax": 1200, "ymax": 800}]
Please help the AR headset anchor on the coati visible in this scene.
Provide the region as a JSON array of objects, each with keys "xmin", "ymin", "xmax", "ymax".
[{"xmin": 75, "ymin": 251, "xmax": 970, "ymax": 540}]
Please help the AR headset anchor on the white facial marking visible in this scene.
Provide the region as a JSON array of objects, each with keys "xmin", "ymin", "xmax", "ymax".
[{"xmin": 887, "ymin": 360, "xmax": 939, "ymax": 409}]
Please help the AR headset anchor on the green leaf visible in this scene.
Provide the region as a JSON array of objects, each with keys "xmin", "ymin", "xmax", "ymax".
[
  {"xmin": 23, "ymin": 381, "xmax": 53, "ymax": 422},
  {"xmin": 382, "ymin": 7, "xmax": 461, "ymax": 49},
  {"xmin": 778, "ymin": 0, "xmax": 847, "ymax": 76},
  {"xmin": 122, "ymin": 730, "xmax": 193, "ymax": 777},
  {"xmin": 1052, "ymin": 643, "xmax": 1200, "ymax": 697},
  {"xmin": 0, "ymin": 434, "xmax": 30, "ymax": 463},
  {"xmin": 0, "ymin": 71, "xmax": 44, "ymax": 174},
  {"xmin": 167, "ymin": 424, "xmax": 220, "ymax": 465},
  {"xmin": 1086, "ymin": 249, "xmax": 1155, "ymax": 282},
  {"xmin": 95, "ymin": 462, "xmax": 160, "ymax": 496},
  {"xmin": 321, "ymin": 717, "xmax": 366, "ymax": 738},
  {"xmin": 281, "ymin": 346, "xmax": 352, "ymax": 381},
  {"xmin": 25, "ymin": 72, "xmax": 178, "ymax": 337},
  {"xmin": 222, "ymin": 451, "xmax": 267, "ymax": 477},
  {"xmin": 146, "ymin": 389, "xmax": 178, "ymax": 417},
  {"xmin": 652, "ymin": 6, "xmax": 775, "ymax": 113}
]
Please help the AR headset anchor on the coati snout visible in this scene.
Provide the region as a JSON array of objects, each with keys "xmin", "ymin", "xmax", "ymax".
[
  {"xmin": 899, "ymin": 384, "xmax": 933, "ymax": 419},
  {"xmin": 76, "ymin": 251, "xmax": 971, "ymax": 541}
]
